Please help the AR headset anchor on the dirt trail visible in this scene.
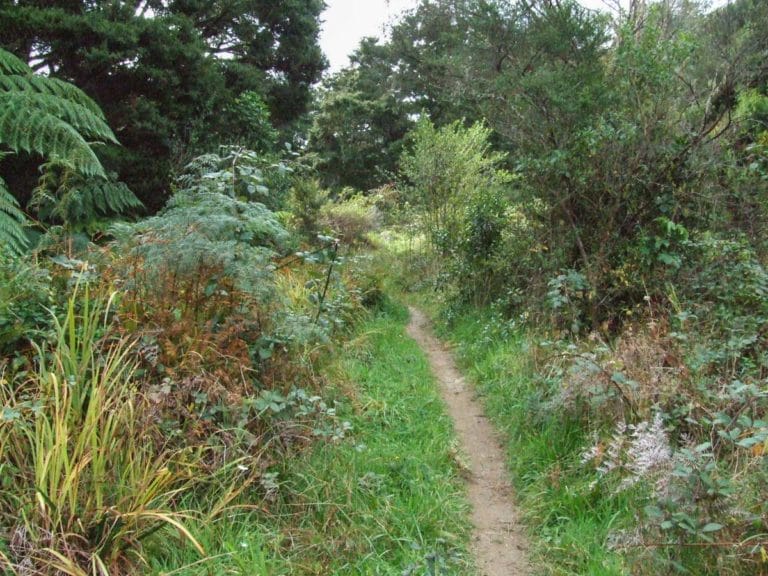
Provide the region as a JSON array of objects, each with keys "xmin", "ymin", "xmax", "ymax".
[{"xmin": 406, "ymin": 307, "xmax": 530, "ymax": 576}]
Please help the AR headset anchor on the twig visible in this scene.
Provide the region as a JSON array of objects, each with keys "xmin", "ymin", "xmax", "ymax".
[{"xmin": 314, "ymin": 240, "xmax": 340, "ymax": 325}]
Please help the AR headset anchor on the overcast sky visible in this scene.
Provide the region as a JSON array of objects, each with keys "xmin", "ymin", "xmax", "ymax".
[
  {"xmin": 319, "ymin": 0, "xmax": 729, "ymax": 73},
  {"xmin": 320, "ymin": 0, "xmax": 416, "ymax": 72}
]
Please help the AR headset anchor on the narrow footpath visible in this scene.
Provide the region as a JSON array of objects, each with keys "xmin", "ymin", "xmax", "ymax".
[{"xmin": 406, "ymin": 307, "xmax": 530, "ymax": 576}]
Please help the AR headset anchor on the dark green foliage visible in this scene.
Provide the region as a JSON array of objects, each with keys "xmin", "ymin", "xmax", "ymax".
[
  {"xmin": 0, "ymin": 48, "xmax": 115, "ymax": 179},
  {"xmin": 0, "ymin": 253, "xmax": 55, "ymax": 355},
  {"xmin": 226, "ymin": 91, "xmax": 280, "ymax": 153},
  {"xmin": 673, "ymin": 233, "xmax": 768, "ymax": 374},
  {"xmin": 308, "ymin": 39, "xmax": 413, "ymax": 191},
  {"xmin": 0, "ymin": 0, "xmax": 326, "ymax": 208},
  {"xmin": 0, "ymin": 45, "xmax": 27, "ymax": 75},
  {"xmin": 31, "ymin": 162, "xmax": 143, "ymax": 233},
  {"xmin": 369, "ymin": 1, "xmax": 760, "ymax": 328},
  {"xmin": 0, "ymin": 175, "xmax": 28, "ymax": 256},
  {"xmin": 289, "ymin": 178, "xmax": 328, "ymax": 238},
  {"xmin": 0, "ymin": 46, "xmax": 120, "ymax": 253}
]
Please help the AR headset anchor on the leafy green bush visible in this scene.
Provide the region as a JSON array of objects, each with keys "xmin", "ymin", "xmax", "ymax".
[
  {"xmin": 228, "ymin": 91, "xmax": 279, "ymax": 153},
  {"xmin": 320, "ymin": 194, "xmax": 380, "ymax": 245},
  {"xmin": 176, "ymin": 147, "xmax": 293, "ymax": 212},
  {"xmin": 289, "ymin": 178, "xmax": 328, "ymax": 239},
  {"xmin": 400, "ymin": 117, "xmax": 509, "ymax": 256},
  {"xmin": 673, "ymin": 232, "xmax": 768, "ymax": 376}
]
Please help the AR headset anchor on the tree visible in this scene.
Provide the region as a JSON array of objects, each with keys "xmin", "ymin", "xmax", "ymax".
[
  {"xmin": 308, "ymin": 38, "xmax": 413, "ymax": 191},
  {"xmin": 0, "ymin": 47, "xmax": 118, "ymax": 253},
  {"xmin": 0, "ymin": 0, "xmax": 326, "ymax": 209},
  {"xmin": 400, "ymin": 117, "xmax": 509, "ymax": 252}
]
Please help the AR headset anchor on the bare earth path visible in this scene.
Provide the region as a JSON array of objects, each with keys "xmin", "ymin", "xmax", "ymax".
[{"xmin": 406, "ymin": 307, "xmax": 530, "ymax": 576}]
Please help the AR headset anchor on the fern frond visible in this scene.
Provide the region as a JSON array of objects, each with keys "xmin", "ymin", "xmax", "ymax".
[
  {"xmin": 32, "ymin": 162, "xmax": 143, "ymax": 230},
  {"xmin": 0, "ymin": 97, "xmax": 106, "ymax": 177},
  {"xmin": 117, "ymin": 189, "xmax": 288, "ymax": 299},
  {"xmin": 0, "ymin": 177, "xmax": 29, "ymax": 255},
  {"xmin": 64, "ymin": 177, "xmax": 143, "ymax": 223},
  {"xmin": 0, "ymin": 74, "xmax": 110, "ymax": 123},
  {"xmin": 0, "ymin": 48, "xmax": 31, "ymax": 76},
  {"xmin": 0, "ymin": 90, "xmax": 117, "ymax": 143}
]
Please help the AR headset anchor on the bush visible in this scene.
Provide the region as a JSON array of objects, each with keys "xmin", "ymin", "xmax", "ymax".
[
  {"xmin": 320, "ymin": 194, "xmax": 379, "ymax": 246},
  {"xmin": 0, "ymin": 255, "xmax": 56, "ymax": 356},
  {"xmin": 289, "ymin": 178, "xmax": 328, "ymax": 239},
  {"xmin": 673, "ymin": 232, "xmax": 768, "ymax": 377}
]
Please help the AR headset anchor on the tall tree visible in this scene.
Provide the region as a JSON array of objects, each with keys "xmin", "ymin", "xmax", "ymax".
[
  {"xmin": 308, "ymin": 38, "xmax": 412, "ymax": 191},
  {"xmin": 0, "ymin": 0, "xmax": 326, "ymax": 209}
]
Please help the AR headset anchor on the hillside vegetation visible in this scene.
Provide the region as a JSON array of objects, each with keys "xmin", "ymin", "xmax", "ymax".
[{"xmin": 1, "ymin": 0, "xmax": 767, "ymax": 574}]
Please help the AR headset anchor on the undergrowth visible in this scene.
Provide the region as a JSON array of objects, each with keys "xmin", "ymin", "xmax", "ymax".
[
  {"xmin": 376, "ymin": 217, "xmax": 768, "ymax": 575},
  {"xmin": 439, "ymin": 311, "xmax": 635, "ymax": 575},
  {"xmin": 146, "ymin": 303, "xmax": 474, "ymax": 575},
  {"xmin": 436, "ymin": 306, "xmax": 767, "ymax": 576}
]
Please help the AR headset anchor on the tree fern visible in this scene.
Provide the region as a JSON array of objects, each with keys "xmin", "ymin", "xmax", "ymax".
[
  {"xmin": 0, "ymin": 75, "xmax": 109, "ymax": 119},
  {"xmin": 0, "ymin": 48, "xmax": 30, "ymax": 76},
  {"xmin": 0, "ymin": 87, "xmax": 115, "ymax": 140},
  {"xmin": 0, "ymin": 99, "xmax": 109, "ymax": 177},
  {"xmin": 0, "ymin": 175, "xmax": 28, "ymax": 255},
  {"xmin": 32, "ymin": 162, "xmax": 143, "ymax": 232},
  {"xmin": 0, "ymin": 47, "xmax": 122, "ymax": 252}
]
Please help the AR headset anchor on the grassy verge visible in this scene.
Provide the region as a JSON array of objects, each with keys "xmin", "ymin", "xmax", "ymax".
[
  {"xmin": 437, "ymin": 309, "xmax": 634, "ymax": 576},
  {"xmin": 148, "ymin": 302, "xmax": 473, "ymax": 575}
]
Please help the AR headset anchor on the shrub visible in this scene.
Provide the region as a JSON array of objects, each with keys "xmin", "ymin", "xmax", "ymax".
[
  {"xmin": 289, "ymin": 178, "xmax": 328, "ymax": 239},
  {"xmin": 0, "ymin": 255, "xmax": 56, "ymax": 356},
  {"xmin": 176, "ymin": 147, "xmax": 293, "ymax": 212},
  {"xmin": 400, "ymin": 118, "xmax": 510, "ymax": 255},
  {"xmin": 320, "ymin": 194, "xmax": 379, "ymax": 246}
]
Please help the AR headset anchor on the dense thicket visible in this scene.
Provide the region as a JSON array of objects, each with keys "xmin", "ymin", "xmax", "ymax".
[
  {"xmin": 328, "ymin": 1, "xmax": 768, "ymax": 572},
  {"xmin": 312, "ymin": 0, "xmax": 768, "ymax": 327},
  {"xmin": 2, "ymin": 0, "xmax": 768, "ymax": 573},
  {"xmin": 0, "ymin": 0, "xmax": 326, "ymax": 209}
]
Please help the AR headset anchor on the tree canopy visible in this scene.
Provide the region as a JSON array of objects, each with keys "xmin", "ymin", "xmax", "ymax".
[{"xmin": 0, "ymin": 0, "xmax": 326, "ymax": 209}]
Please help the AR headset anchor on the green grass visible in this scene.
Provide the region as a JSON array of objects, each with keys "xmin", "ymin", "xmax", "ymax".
[
  {"xmin": 438, "ymin": 309, "xmax": 635, "ymax": 576},
  {"xmin": 147, "ymin": 302, "xmax": 473, "ymax": 575},
  {"xmin": 281, "ymin": 302, "xmax": 472, "ymax": 574}
]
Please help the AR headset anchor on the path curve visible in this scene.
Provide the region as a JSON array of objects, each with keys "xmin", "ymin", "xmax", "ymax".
[{"xmin": 406, "ymin": 307, "xmax": 530, "ymax": 576}]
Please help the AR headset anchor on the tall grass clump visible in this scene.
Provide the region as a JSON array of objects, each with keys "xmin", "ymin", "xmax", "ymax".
[{"xmin": 0, "ymin": 287, "xmax": 201, "ymax": 575}]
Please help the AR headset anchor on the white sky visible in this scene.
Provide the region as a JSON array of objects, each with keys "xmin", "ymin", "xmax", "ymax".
[
  {"xmin": 319, "ymin": 0, "xmax": 730, "ymax": 73},
  {"xmin": 320, "ymin": 0, "xmax": 417, "ymax": 72}
]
